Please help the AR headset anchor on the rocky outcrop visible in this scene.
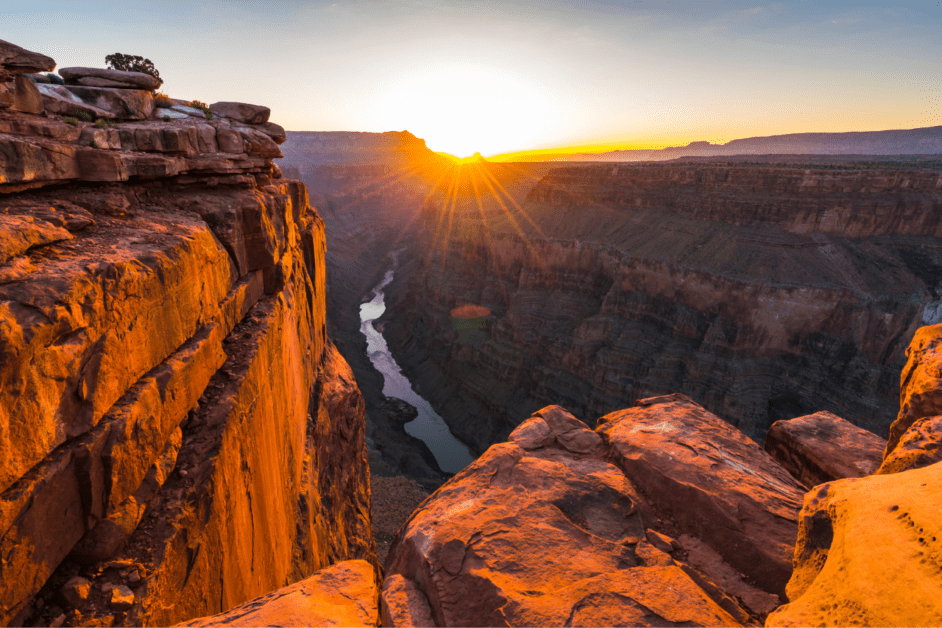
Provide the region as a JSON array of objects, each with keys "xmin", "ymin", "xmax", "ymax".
[
  {"xmin": 382, "ymin": 161, "xmax": 942, "ymax": 455},
  {"xmin": 876, "ymin": 415, "xmax": 942, "ymax": 474},
  {"xmin": 178, "ymin": 560, "xmax": 380, "ymax": 627},
  {"xmin": 768, "ymin": 462, "xmax": 942, "ymax": 626},
  {"xmin": 383, "ymin": 399, "xmax": 803, "ymax": 626},
  {"xmin": 764, "ymin": 411, "xmax": 886, "ymax": 488},
  {"xmin": 0, "ymin": 42, "xmax": 375, "ymax": 628}
]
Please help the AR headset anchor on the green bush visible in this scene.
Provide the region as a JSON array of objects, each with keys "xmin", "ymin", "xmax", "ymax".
[
  {"xmin": 68, "ymin": 109, "xmax": 93, "ymax": 122},
  {"xmin": 154, "ymin": 91, "xmax": 174, "ymax": 108},
  {"xmin": 46, "ymin": 73, "xmax": 64, "ymax": 85},
  {"xmin": 31, "ymin": 74, "xmax": 51, "ymax": 84},
  {"xmin": 189, "ymin": 99, "xmax": 212, "ymax": 118},
  {"xmin": 64, "ymin": 117, "xmax": 79, "ymax": 126},
  {"xmin": 94, "ymin": 118, "xmax": 108, "ymax": 128},
  {"xmin": 105, "ymin": 53, "xmax": 162, "ymax": 86}
]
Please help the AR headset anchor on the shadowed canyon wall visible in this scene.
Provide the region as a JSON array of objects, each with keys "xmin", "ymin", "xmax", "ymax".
[
  {"xmin": 0, "ymin": 40, "xmax": 374, "ymax": 627},
  {"xmin": 381, "ymin": 162, "xmax": 942, "ymax": 453}
]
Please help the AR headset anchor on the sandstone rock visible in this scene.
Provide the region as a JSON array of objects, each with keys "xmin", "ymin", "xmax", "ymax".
[
  {"xmin": 876, "ymin": 415, "xmax": 942, "ymax": 474},
  {"xmin": 645, "ymin": 529, "xmax": 679, "ymax": 554},
  {"xmin": 256, "ymin": 121, "xmax": 286, "ymax": 144},
  {"xmin": 109, "ymin": 585, "xmax": 134, "ymax": 611},
  {"xmin": 168, "ymin": 103, "xmax": 208, "ymax": 119},
  {"xmin": 764, "ymin": 411, "xmax": 886, "ymax": 488},
  {"xmin": 384, "ymin": 405, "xmax": 748, "ymax": 626},
  {"xmin": 380, "ymin": 574, "xmax": 435, "ymax": 627},
  {"xmin": 60, "ymin": 577, "xmax": 91, "ymax": 608},
  {"xmin": 59, "ymin": 67, "xmax": 161, "ymax": 91},
  {"xmin": 209, "ymin": 101, "xmax": 270, "ymax": 124},
  {"xmin": 36, "ymin": 83, "xmax": 116, "ymax": 119},
  {"xmin": 62, "ymin": 85, "xmax": 154, "ymax": 120},
  {"xmin": 886, "ymin": 323, "xmax": 942, "ymax": 457},
  {"xmin": 177, "ymin": 560, "xmax": 379, "ymax": 627},
  {"xmin": 0, "ymin": 39, "xmax": 56, "ymax": 73},
  {"xmin": 11, "ymin": 74, "xmax": 43, "ymax": 114},
  {"xmin": 598, "ymin": 394, "xmax": 805, "ymax": 596},
  {"xmin": 238, "ymin": 126, "xmax": 283, "ymax": 158},
  {"xmin": 215, "ymin": 128, "xmax": 244, "ymax": 154},
  {"xmin": 769, "ymin": 462, "xmax": 942, "ymax": 626},
  {"xmin": 0, "ymin": 214, "xmax": 72, "ymax": 264},
  {"xmin": 0, "ymin": 80, "xmax": 14, "ymax": 108}
]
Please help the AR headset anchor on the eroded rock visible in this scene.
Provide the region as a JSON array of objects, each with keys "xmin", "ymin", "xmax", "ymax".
[
  {"xmin": 886, "ymin": 323, "xmax": 942, "ymax": 458},
  {"xmin": 178, "ymin": 560, "xmax": 380, "ymax": 627},
  {"xmin": 59, "ymin": 67, "xmax": 161, "ymax": 91},
  {"xmin": 876, "ymin": 415, "xmax": 942, "ymax": 474},
  {"xmin": 209, "ymin": 101, "xmax": 270, "ymax": 125},
  {"xmin": 769, "ymin": 462, "xmax": 942, "ymax": 626},
  {"xmin": 764, "ymin": 411, "xmax": 886, "ymax": 488},
  {"xmin": 0, "ymin": 39, "xmax": 56, "ymax": 73}
]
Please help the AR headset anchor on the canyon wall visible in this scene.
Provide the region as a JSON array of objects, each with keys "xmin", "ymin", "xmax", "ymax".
[
  {"xmin": 383, "ymin": 162, "xmax": 942, "ymax": 453},
  {"xmin": 0, "ymin": 41, "xmax": 374, "ymax": 627}
]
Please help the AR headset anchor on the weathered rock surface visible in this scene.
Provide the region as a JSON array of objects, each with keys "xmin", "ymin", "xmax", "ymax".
[
  {"xmin": 54, "ymin": 85, "xmax": 154, "ymax": 120},
  {"xmin": 382, "ymin": 161, "xmax": 942, "ymax": 457},
  {"xmin": 0, "ymin": 40, "xmax": 376, "ymax": 628},
  {"xmin": 0, "ymin": 38, "xmax": 56, "ymax": 73},
  {"xmin": 877, "ymin": 415, "xmax": 942, "ymax": 474},
  {"xmin": 178, "ymin": 560, "xmax": 380, "ymax": 627},
  {"xmin": 209, "ymin": 101, "xmax": 270, "ymax": 125},
  {"xmin": 886, "ymin": 322, "xmax": 942, "ymax": 457},
  {"xmin": 768, "ymin": 461, "xmax": 942, "ymax": 627},
  {"xmin": 11, "ymin": 75, "xmax": 43, "ymax": 114},
  {"xmin": 598, "ymin": 394, "xmax": 805, "ymax": 596},
  {"xmin": 59, "ymin": 67, "xmax": 161, "ymax": 91},
  {"xmin": 384, "ymin": 401, "xmax": 801, "ymax": 625},
  {"xmin": 764, "ymin": 411, "xmax": 886, "ymax": 488}
]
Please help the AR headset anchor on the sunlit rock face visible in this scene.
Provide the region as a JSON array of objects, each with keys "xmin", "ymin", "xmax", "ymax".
[
  {"xmin": 0, "ymin": 41, "xmax": 375, "ymax": 627},
  {"xmin": 383, "ymin": 399, "xmax": 802, "ymax": 626},
  {"xmin": 382, "ymin": 162, "xmax": 942, "ymax": 453}
]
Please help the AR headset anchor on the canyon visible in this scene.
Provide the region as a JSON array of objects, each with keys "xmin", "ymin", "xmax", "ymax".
[{"xmin": 2, "ymin": 35, "xmax": 942, "ymax": 627}]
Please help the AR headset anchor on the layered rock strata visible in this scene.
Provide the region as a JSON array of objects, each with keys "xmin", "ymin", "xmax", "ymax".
[
  {"xmin": 383, "ymin": 398, "xmax": 803, "ymax": 626},
  {"xmin": 383, "ymin": 162, "xmax": 942, "ymax": 454},
  {"xmin": 0, "ymin": 42, "xmax": 375, "ymax": 628}
]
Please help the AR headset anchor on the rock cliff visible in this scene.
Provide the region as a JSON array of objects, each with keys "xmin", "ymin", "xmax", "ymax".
[
  {"xmin": 0, "ymin": 40, "xmax": 374, "ymax": 627},
  {"xmin": 382, "ymin": 161, "xmax": 942, "ymax": 454}
]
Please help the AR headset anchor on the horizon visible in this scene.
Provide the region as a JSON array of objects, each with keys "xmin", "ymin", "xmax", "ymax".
[{"xmin": 5, "ymin": 0, "xmax": 941, "ymax": 158}]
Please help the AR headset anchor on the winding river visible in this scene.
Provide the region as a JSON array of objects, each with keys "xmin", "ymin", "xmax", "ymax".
[{"xmin": 359, "ymin": 269, "xmax": 475, "ymax": 474}]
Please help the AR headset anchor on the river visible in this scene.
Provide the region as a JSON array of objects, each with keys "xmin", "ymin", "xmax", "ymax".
[{"xmin": 359, "ymin": 269, "xmax": 475, "ymax": 474}]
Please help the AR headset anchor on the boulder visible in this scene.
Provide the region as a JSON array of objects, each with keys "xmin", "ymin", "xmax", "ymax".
[
  {"xmin": 768, "ymin": 461, "xmax": 942, "ymax": 626},
  {"xmin": 0, "ymin": 80, "xmax": 13, "ymax": 108},
  {"xmin": 255, "ymin": 121, "xmax": 286, "ymax": 144},
  {"xmin": 384, "ymin": 405, "xmax": 749, "ymax": 626},
  {"xmin": 209, "ymin": 101, "xmax": 270, "ymax": 124},
  {"xmin": 58, "ymin": 67, "xmax": 161, "ymax": 91},
  {"xmin": 597, "ymin": 394, "xmax": 805, "ymax": 596},
  {"xmin": 11, "ymin": 75, "xmax": 43, "ymax": 114},
  {"xmin": 764, "ymin": 411, "xmax": 886, "ymax": 488},
  {"xmin": 0, "ymin": 39, "xmax": 56, "ymax": 73},
  {"xmin": 62, "ymin": 85, "xmax": 154, "ymax": 120},
  {"xmin": 886, "ymin": 323, "xmax": 942, "ymax": 457},
  {"xmin": 177, "ymin": 560, "xmax": 380, "ymax": 627},
  {"xmin": 0, "ymin": 214, "xmax": 73, "ymax": 264},
  {"xmin": 876, "ymin": 415, "xmax": 942, "ymax": 474}
]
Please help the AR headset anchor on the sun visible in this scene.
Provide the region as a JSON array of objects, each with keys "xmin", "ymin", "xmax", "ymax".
[{"xmin": 366, "ymin": 61, "xmax": 562, "ymax": 158}]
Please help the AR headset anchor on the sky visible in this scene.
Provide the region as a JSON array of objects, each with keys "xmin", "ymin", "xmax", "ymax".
[{"xmin": 4, "ymin": 1, "xmax": 941, "ymax": 157}]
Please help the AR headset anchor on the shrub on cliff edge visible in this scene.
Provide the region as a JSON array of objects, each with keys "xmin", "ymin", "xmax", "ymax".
[{"xmin": 105, "ymin": 53, "xmax": 163, "ymax": 86}]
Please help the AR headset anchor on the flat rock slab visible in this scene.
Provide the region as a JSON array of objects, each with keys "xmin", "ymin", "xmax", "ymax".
[
  {"xmin": 36, "ymin": 83, "xmax": 116, "ymax": 119},
  {"xmin": 597, "ymin": 393, "xmax": 805, "ymax": 596},
  {"xmin": 177, "ymin": 560, "xmax": 380, "ymax": 627},
  {"xmin": 209, "ymin": 101, "xmax": 270, "ymax": 125},
  {"xmin": 769, "ymin": 461, "xmax": 942, "ymax": 627},
  {"xmin": 384, "ymin": 405, "xmax": 746, "ymax": 627},
  {"xmin": 764, "ymin": 411, "xmax": 886, "ymax": 488},
  {"xmin": 59, "ymin": 67, "xmax": 160, "ymax": 91},
  {"xmin": 876, "ymin": 415, "xmax": 942, "ymax": 474},
  {"xmin": 0, "ymin": 39, "xmax": 55, "ymax": 73},
  {"xmin": 63, "ymin": 85, "xmax": 154, "ymax": 120},
  {"xmin": 0, "ymin": 214, "xmax": 72, "ymax": 264}
]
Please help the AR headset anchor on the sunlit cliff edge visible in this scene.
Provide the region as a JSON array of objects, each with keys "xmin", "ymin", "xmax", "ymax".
[{"xmin": 1, "ymin": 37, "xmax": 942, "ymax": 627}]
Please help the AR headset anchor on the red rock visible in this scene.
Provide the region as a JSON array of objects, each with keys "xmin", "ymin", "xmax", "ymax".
[
  {"xmin": 769, "ymin": 461, "xmax": 942, "ymax": 626},
  {"xmin": 35, "ymin": 83, "xmax": 117, "ymax": 120},
  {"xmin": 177, "ymin": 560, "xmax": 380, "ymax": 627},
  {"xmin": 209, "ymin": 101, "xmax": 271, "ymax": 125},
  {"xmin": 384, "ymin": 405, "xmax": 751, "ymax": 626},
  {"xmin": 62, "ymin": 85, "xmax": 154, "ymax": 120},
  {"xmin": 598, "ymin": 394, "xmax": 805, "ymax": 596},
  {"xmin": 11, "ymin": 74, "xmax": 43, "ymax": 114},
  {"xmin": 876, "ymin": 415, "xmax": 942, "ymax": 474},
  {"xmin": 886, "ymin": 323, "xmax": 942, "ymax": 457},
  {"xmin": 0, "ymin": 214, "xmax": 72, "ymax": 264},
  {"xmin": 764, "ymin": 411, "xmax": 886, "ymax": 488},
  {"xmin": 0, "ymin": 39, "xmax": 56, "ymax": 73},
  {"xmin": 59, "ymin": 67, "xmax": 161, "ymax": 91}
]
